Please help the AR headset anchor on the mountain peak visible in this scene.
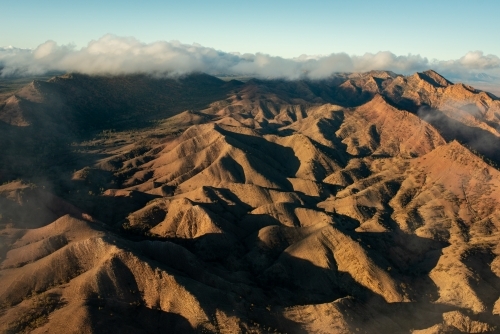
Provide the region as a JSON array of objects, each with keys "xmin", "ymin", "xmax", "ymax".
[
  {"xmin": 360, "ymin": 93, "xmax": 396, "ymax": 109},
  {"xmin": 417, "ymin": 70, "xmax": 453, "ymax": 88}
]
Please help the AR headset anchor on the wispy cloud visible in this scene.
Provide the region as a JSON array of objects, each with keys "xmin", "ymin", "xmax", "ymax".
[{"xmin": 1, "ymin": 35, "xmax": 500, "ymax": 82}]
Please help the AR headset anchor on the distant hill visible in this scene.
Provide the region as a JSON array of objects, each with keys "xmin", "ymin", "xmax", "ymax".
[{"xmin": 0, "ymin": 73, "xmax": 241, "ymax": 181}]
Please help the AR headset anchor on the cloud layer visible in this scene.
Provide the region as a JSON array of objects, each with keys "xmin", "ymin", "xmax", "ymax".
[{"xmin": 1, "ymin": 34, "xmax": 500, "ymax": 82}]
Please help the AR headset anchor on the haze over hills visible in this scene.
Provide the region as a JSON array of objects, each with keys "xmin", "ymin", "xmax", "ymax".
[{"xmin": 0, "ymin": 69, "xmax": 500, "ymax": 333}]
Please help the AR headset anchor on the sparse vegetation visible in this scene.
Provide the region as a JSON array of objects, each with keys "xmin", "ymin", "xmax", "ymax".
[{"xmin": 5, "ymin": 293, "xmax": 64, "ymax": 333}]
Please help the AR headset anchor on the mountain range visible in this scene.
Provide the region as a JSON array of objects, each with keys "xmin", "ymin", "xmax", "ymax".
[{"xmin": 0, "ymin": 69, "xmax": 499, "ymax": 333}]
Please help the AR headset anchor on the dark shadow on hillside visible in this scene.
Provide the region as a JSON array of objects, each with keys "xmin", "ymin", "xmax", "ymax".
[
  {"xmin": 0, "ymin": 187, "xmax": 84, "ymax": 229},
  {"xmin": 333, "ymin": 213, "xmax": 361, "ymax": 231},
  {"xmin": 218, "ymin": 155, "xmax": 247, "ymax": 184},
  {"xmin": 214, "ymin": 128, "xmax": 301, "ymax": 192},
  {"xmin": 238, "ymin": 214, "xmax": 290, "ymax": 238},
  {"xmin": 83, "ymin": 229, "xmax": 500, "ymax": 332},
  {"xmin": 118, "ymin": 233, "xmax": 306, "ymax": 333},
  {"xmin": 217, "ymin": 126, "xmax": 301, "ymax": 177},
  {"xmin": 276, "ymin": 111, "xmax": 350, "ymax": 167},
  {"xmin": 193, "ymin": 186, "xmax": 253, "ymax": 220},
  {"xmin": 261, "ymin": 244, "xmax": 487, "ymax": 333},
  {"xmin": 418, "ymin": 106, "xmax": 500, "ymax": 166},
  {"xmin": 240, "ymin": 248, "xmax": 459, "ymax": 332},
  {"xmin": 164, "ymin": 236, "xmax": 310, "ymax": 333},
  {"xmin": 91, "ymin": 306, "xmax": 195, "ymax": 334},
  {"xmin": 356, "ymin": 230, "xmax": 445, "ymax": 301},
  {"xmin": 315, "ymin": 115, "xmax": 351, "ymax": 165},
  {"xmin": 333, "ymin": 202, "xmax": 447, "ymax": 302},
  {"xmin": 86, "ymin": 256, "xmax": 196, "ymax": 333},
  {"xmin": 0, "ymin": 73, "xmax": 241, "ymax": 185},
  {"xmin": 334, "ymin": 85, "xmax": 375, "ymax": 107},
  {"xmin": 462, "ymin": 247, "xmax": 500, "ymax": 312},
  {"xmin": 385, "ymin": 96, "xmax": 421, "ymax": 113},
  {"xmin": 44, "ymin": 73, "xmax": 241, "ymax": 134},
  {"xmin": 67, "ymin": 191, "xmax": 160, "ymax": 225},
  {"xmin": 87, "ymin": 218, "xmax": 467, "ymax": 333},
  {"xmin": 359, "ymin": 300, "xmax": 484, "ymax": 333}
]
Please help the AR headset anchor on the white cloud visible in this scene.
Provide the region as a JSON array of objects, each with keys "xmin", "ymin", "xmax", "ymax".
[
  {"xmin": 1, "ymin": 35, "xmax": 500, "ymax": 83},
  {"xmin": 458, "ymin": 51, "xmax": 500, "ymax": 69}
]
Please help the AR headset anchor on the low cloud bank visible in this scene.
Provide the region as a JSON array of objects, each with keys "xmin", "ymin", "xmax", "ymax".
[{"xmin": 1, "ymin": 34, "xmax": 500, "ymax": 82}]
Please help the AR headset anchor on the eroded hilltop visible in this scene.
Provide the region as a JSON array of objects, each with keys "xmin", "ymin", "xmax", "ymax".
[{"xmin": 0, "ymin": 71, "xmax": 499, "ymax": 333}]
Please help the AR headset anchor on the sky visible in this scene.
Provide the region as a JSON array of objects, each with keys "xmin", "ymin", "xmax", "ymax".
[{"xmin": 1, "ymin": 0, "xmax": 500, "ymax": 82}]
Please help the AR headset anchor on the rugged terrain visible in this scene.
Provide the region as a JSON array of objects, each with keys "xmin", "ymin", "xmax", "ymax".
[{"xmin": 0, "ymin": 70, "xmax": 500, "ymax": 333}]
